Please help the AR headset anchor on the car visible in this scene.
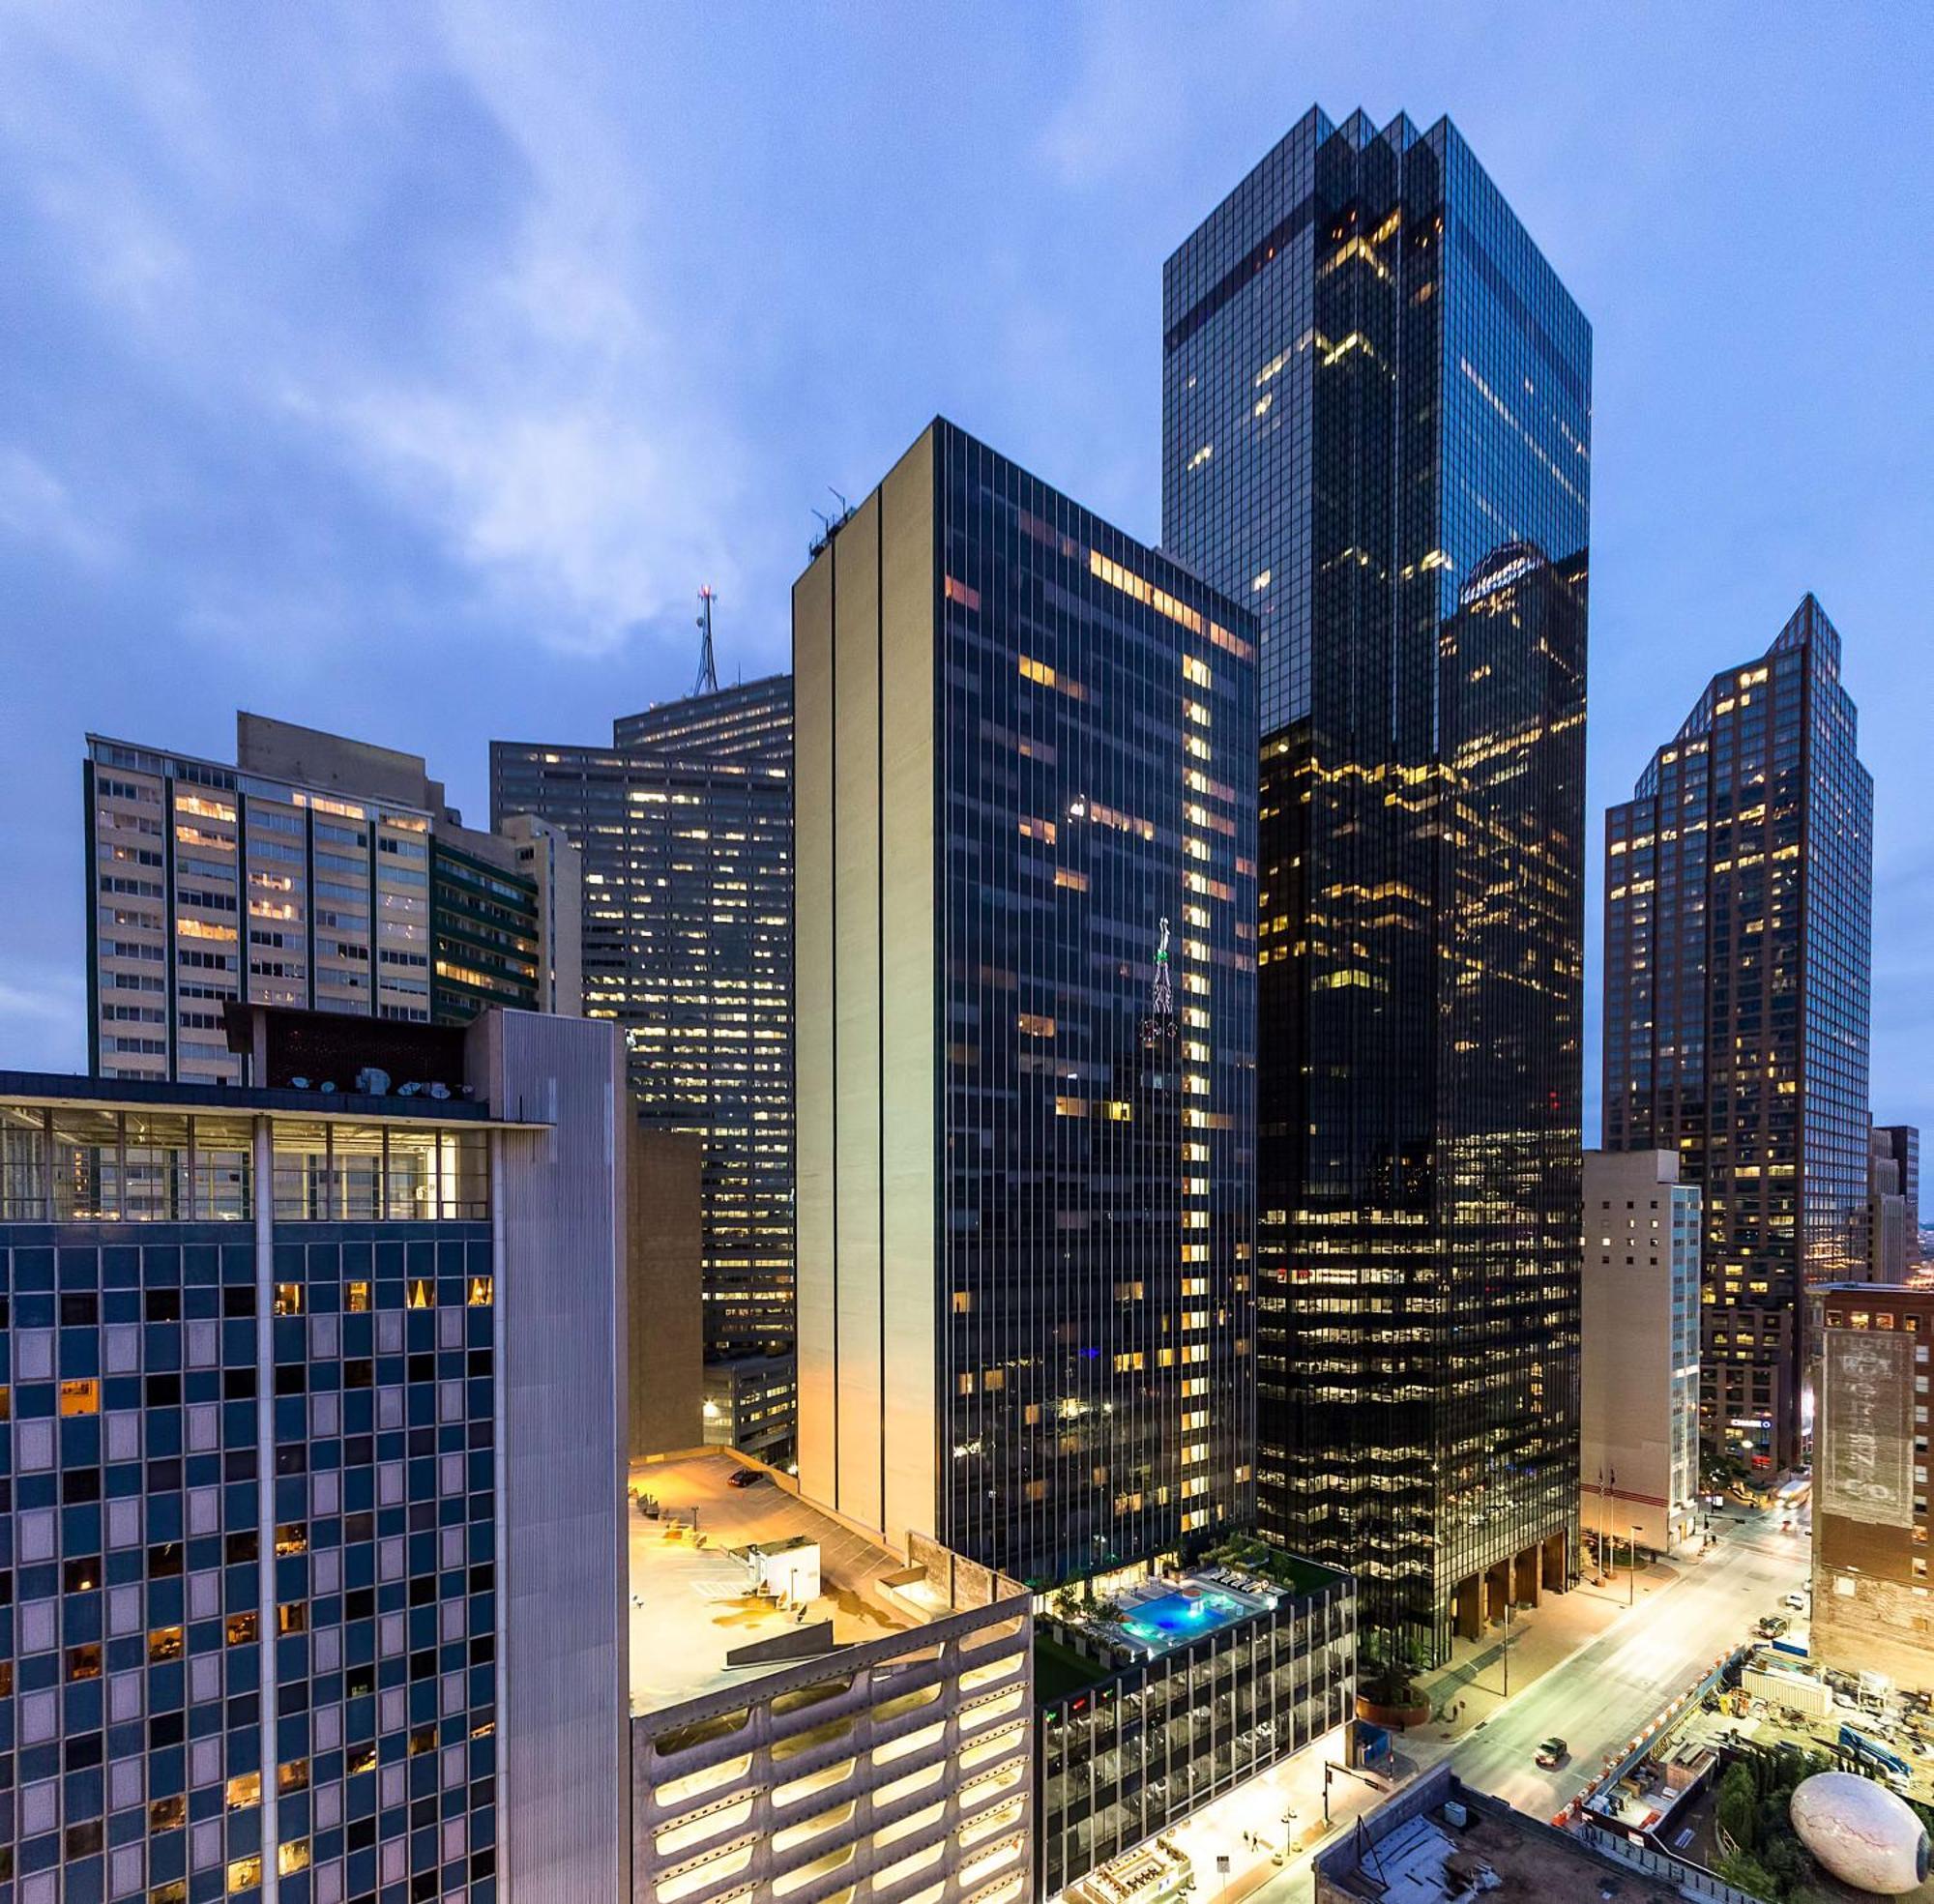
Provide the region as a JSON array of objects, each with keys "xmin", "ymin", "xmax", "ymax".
[
  {"xmin": 1783, "ymin": 1591, "xmax": 1807, "ymax": 1610},
  {"xmin": 1758, "ymin": 1615, "xmax": 1789, "ymax": 1638},
  {"xmin": 727, "ymin": 1467, "xmax": 768, "ymax": 1489},
  {"xmin": 1536, "ymin": 1738, "xmax": 1568, "ymax": 1769}
]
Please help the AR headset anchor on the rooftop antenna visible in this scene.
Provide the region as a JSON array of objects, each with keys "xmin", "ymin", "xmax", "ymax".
[{"xmin": 692, "ymin": 586, "xmax": 719, "ymax": 697}]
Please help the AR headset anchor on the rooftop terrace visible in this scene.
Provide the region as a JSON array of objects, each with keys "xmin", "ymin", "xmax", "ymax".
[{"xmin": 628, "ymin": 1450, "xmax": 957, "ymax": 1716}]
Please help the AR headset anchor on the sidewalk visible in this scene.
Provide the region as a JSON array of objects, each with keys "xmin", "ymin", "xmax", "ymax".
[{"xmin": 1416, "ymin": 1554, "xmax": 1684, "ymax": 1743}]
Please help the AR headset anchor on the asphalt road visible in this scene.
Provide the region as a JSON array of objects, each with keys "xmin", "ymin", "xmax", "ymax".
[
  {"xmin": 1238, "ymin": 1509, "xmax": 1808, "ymax": 1903},
  {"xmin": 1447, "ymin": 1509, "xmax": 1810, "ymax": 1816}
]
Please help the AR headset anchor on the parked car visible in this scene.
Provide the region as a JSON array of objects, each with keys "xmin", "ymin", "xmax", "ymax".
[
  {"xmin": 1758, "ymin": 1614, "xmax": 1790, "ymax": 1637},
  {"xmin": 1536, "ymin": 1738, "xmax": 1568, "ymax": 1769},
  {"xmin": 728, "ymin": 1467, "xmax": 768, "ymax": 1489},
  {"xmin": 1783, "ymin": 1591, "xmax": 1806, "ymax": 1610}
]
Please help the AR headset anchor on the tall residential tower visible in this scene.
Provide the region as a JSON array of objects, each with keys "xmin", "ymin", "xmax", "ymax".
[
  {"xmin": 1163, "ymin": 107, "xmax": 1590, "ymax": 1664},
  {"xmin": 1604, "ymin": 597, "xmax": 1873, "ymax": 1474}
]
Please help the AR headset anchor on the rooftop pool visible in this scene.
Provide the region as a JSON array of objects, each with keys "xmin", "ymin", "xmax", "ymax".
[{"xmin": 1121, "ymin": 1586, "xmax": 1253, "ymax": 1650}]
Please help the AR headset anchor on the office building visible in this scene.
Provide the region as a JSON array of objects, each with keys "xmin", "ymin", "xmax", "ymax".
[
  {"xmin": 1875, "ymin": 1124, "xmax": 1921, "ymax": 1271},
  {"xmin": 1605, "ymin": 597, "xmax": 1873, "ymax": 1474},
  {"xmin": 496, "ymin": 816, "xmax": 582, "ymax": 1018},
  {"xmin": 627, "ymin": 1452, "xmax": 1033, "ymax": 1904},
  {"xmin": 1580, "ymin": 1151, "xmax": 1701, "ymax": 1557},
  {"xmin": 1163, "ymin": 106, "xmax": 1590, "ymax": 1666},
  {"xmin": 628, "ymin": 1130, "xmax": 704, "ymax": 1460},
  {"xmin": 1036, "ymin": 1547, "xmax": 1354, "ymax": 1896},
  {"xmin": 1870, "ymin": 1127, "xmax": 1910, "ymax": 1286},
  {"xmin": 699, "ymin": 1354, "xmax": 795, "ymax": 1462},
  {"xmin": 87, "ymin": 716, "xmax": 577, "ymax": 1089},
  {"xmin": 794, "ymin": 416, "xmax": 1258, "ymax": 1590},
  {"xmin": 490, "ymin": 680, "xmax": 794, "ymax": 1449},
  {"xmin": 0, "ymin": 1003, "xmax": 630, "ymax": 1903},
  {"xmin": 1809, "ymin": 1284, "xmax": 1934, "ymax": 1693}
]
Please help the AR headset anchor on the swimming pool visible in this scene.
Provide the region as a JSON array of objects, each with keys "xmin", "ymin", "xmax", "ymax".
[{"xmin": 1121, "ymin": 1588, "xmax": 1250, "ymax": 1648}]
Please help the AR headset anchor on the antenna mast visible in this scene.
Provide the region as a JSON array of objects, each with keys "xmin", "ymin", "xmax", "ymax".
[{"xmin": 692, "ymin": 587, "xmax": 719, "ymax": 697}]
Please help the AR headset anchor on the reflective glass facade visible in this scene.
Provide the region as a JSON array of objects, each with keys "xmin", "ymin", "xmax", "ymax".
[
  {"xmin": 1163, "ymin": 107, "xmax": 1590, "ymax": 1665},
  {"xmin": 794, "ymin": 421, "xmax": 1257, "ymax": 1590},
  {"xmin": 1604, "ymin": 597, "xmax": 1873, "ymax": 1474},
  {"xmin": 490, "ymin": 683, "xmax": 795, "ymax": 1419}
]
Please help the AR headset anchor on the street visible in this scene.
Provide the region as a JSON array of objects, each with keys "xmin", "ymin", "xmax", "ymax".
[
  {"xmin": 1236, "ymin": 1506, "xmax": 1809, "ymax": 1902},
  {"xmin": 1448, "ymin": 1508, "xmax": 1808, "ymax": 1815}
]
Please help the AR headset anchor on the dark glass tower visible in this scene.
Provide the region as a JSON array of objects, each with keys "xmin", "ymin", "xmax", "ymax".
[
  {"xmin": 1163, "ymin": 107, "xmax": 1590, "ymax": 1665},
  {"xmin": 794, "ymin": 419, "xmax": 1257, "ymax": 1588},
  {"xmin": 1604, "ymin": 597, "xmax": 1873, "ymax": 1475},
  {"xmin": 490, "ymin": 681, "xmax": 795, "ymax": 1450}
]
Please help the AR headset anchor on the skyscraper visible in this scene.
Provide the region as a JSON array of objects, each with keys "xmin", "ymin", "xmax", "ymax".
[
  {"xmin": 0, "ymin": 1005, "xmax": 630, "ymax": 1903},
  {"xmin": 87, "ymin": 716, "xmax": 575, "ymax": 1088},
  {"xmin": 490, "ymin": 679, "xmax": 794, "ymax": 1450},
  {"xmin": 1163, "ymin": 107, "xmax": 1590, "ymax": 1665},
  {"xmin": 1580, "ymin": 1150, "xmax": 1702, "ymax": 1557},
  {"xmin": 1874, "ymin": 1124, "xmax": 1921, "ymax": 1269},
  {"xmin": 1869, "ymin": 1125, "xmax": 1909, "ymax": 1285},
  {"xmin": 1605, "ymin": 597, "xmax": 1873, "ymax": 1475},
  {"xmin": 793, "ymin": 418, "xmax": 1257, "ymax": 1589}
]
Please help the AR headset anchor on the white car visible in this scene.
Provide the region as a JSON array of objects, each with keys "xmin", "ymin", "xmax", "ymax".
[{"xmin": 1783, "ymin": 1592, "xmax": 1806, "ymax": 1611}]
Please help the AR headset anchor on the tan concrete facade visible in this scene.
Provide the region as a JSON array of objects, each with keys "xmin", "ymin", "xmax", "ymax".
[{"xmin": 793, "ymin": 428, "xmax": 938, "ymax": 1555}]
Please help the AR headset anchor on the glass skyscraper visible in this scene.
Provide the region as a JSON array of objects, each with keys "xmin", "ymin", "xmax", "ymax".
[
  {"xmin": 489, "ymin": 680, "xmax": 794, "ymax": 1446},
  {"xmin": 1163, "ymin": 107, "xmax": 1590, "ymax": 1666},
  {"xmin": 794, "ymin": 419, "xmax": 1257, "ymax": 1590},
  {"xmin": 1604, "ymin": 597, "xmax": 1873, "ymax": 1475}
]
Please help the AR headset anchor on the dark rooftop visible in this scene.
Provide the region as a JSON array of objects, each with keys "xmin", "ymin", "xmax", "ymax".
[{"xmin": 0, "ymin": 1070, "xmax": 522, "ymax": 1126}]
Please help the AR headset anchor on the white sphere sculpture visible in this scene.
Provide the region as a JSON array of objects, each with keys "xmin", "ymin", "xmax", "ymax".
[{"xmin": 1789, "ymin": 1771, "xmax": 1929, "ymax": 1895}]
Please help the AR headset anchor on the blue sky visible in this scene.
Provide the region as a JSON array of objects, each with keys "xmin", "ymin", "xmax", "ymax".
[{"xmin": 1, "ymin": 3, "xmax": 1928, "ymax": 1142}]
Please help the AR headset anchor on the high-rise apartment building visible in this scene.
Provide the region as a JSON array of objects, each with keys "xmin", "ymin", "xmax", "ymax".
[
  {"xmin": 1604, "ymin": 597, "xmax": 1873, "ymax": 1474},
  {"xmin": 793, "ymin": 417, "xmax": 1258, "ymax": 1590},
  {"xmin": 1875, "ymin": 1124, "xmax": 1921, "ymax": 1270},
  {"xmin": 1163, "ymin": 106, "xmax": 1590, "ymax": 1665},
  {"xmin": 0, "ymin": 1005, "xmax": 630, "ymax": 1903},
  {"xmin": 1809, "ymin": 1284, "xmax": 1934, "ymax": 1693},
  {"xmin": 1580, "ymin": 1151, "xmax": 1701, "ymax": 1557},
  {"xmin": 489, "ymin": 678, "xmax": 794, "ymax": 1447},
  {"xmin": 87, "ymin": 716, "xmax": 576, "ymax": 1089}
]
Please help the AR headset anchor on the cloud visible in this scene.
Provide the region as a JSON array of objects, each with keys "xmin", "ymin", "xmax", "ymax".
[
  {"xmin": 0, "ymin": 447, "xmax": 114, "ymax": 563},
  {"xmin": 0, "ymin": 3, "xmax": 757, "ymax": 660}
]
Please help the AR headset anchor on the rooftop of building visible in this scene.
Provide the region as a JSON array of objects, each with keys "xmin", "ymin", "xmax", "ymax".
[
  {"xmin": 1036, "ymin": 1538, "xmax": 1352, "ymax": 1703},
  {"xmin": 627, "ymin": 1450, "xmax": 961, "ymax": 1718},
  {"xmin": 0, "ymin": 1069, "xmax": 510, "ymax": 1126},
  {"xmin": 1317, "ymin": 1772, "xmax": 1696, "ymax": 1903}
]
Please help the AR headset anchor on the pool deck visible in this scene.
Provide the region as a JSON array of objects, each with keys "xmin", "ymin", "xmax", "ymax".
[{"xmin": 1113, "ymin": 1567, "xmax": 1276, "ymax": 1654}]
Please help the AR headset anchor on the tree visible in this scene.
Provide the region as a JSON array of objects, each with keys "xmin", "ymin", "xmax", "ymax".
[
  {"xmin": 1716, "ymin": 1761, "xmax": 1759, "ymax": 1854},
  {"xmin": 1714, "ymin": 1848, "xmax": 1780, "ymax": 1901}
]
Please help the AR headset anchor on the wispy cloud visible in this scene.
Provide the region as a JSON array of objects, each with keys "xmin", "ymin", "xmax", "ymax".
[{"xmin": 0, "ymin": 447, "xmax": 113, "ymax": 563}]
